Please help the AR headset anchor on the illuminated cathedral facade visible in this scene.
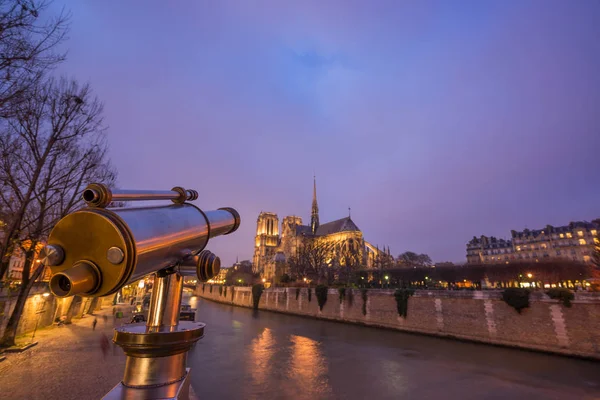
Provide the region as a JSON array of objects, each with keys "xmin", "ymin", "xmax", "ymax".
[{"xmin": 252, "ymin": 178, "xmax": 391, "ymax": 281}]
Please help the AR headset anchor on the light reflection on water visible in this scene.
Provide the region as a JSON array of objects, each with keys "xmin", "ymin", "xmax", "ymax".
[
  {"xmin": 288, "ymin": 335, "xmax": 333, "ymax": 398},
  {"xmin": 248, "ymin": 328, "xmax": 275, "ymax": 389}
]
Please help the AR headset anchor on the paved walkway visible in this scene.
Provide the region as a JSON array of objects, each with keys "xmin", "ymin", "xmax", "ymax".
[{"xmin": 0, "ymin": 304, "xmax": 133, "ymax": 400}]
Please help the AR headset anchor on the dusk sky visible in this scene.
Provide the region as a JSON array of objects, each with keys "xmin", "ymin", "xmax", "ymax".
[{"xmin": 51, "ymin": 1, "xmax": 600, "ymax": 265}]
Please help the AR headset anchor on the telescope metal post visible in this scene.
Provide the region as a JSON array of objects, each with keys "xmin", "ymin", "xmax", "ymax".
[
  {"xmin": 147, "ymin": 272, "xmax": 184, "ymax": 331},
  {"xmin": 104, "ymin": 272, "xmax": 204, "ymax": 400}
]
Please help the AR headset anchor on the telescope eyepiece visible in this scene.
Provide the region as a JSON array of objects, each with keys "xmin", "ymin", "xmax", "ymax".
[{"xmin": 49, "ymin": 260, "xmax": 101, "ymax": 297}]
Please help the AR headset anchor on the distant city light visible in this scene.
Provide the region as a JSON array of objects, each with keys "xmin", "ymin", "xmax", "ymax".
[
  {"xmin": 527, "ymin": 273, "xmax": 533, "ymax": 279},
  {"xmin": 42, "ymin": 292, "xmax": 50, "ymax": 297}
]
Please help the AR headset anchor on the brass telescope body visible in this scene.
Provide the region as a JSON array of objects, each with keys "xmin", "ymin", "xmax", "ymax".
[
  {"xmin": 48, "ymin": 204, "xmax": 238, "ymax": 298},
  {"xmin": 43, "ymin": 184, "xmax": 241, "ymax": 399}
]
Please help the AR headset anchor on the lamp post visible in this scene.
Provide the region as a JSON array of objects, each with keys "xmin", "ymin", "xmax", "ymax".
[{"xmin": 384, "ymin": 275, "xmax": 389, "ymax": 289}]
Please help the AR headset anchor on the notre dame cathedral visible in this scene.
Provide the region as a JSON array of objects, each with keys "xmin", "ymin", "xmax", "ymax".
[{"xmin": 252, "ymin": 178, "xmax": 391, "ymax": 280}]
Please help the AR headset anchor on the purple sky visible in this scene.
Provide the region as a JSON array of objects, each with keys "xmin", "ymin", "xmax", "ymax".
[{"xmin": 51, "ymin": 1, "xmax": 600, "ymax": 265}]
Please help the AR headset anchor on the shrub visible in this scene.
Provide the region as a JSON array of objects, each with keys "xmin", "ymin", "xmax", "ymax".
[
  {"xmin": 338, "ymin": 287, "xmax": 346, "ymax": 304},
  {"xmin": 252, "ymin": 284, "xmax": 264, "ymax": 310},
  {"xmin": 394, "ymin": 288, "xmax": 415, "ymax": 318},
  {"xmin": 308, "ymin": 288, "xmax": 312, "ymax": 302},
  {"xmin": 361, "ymin": 289, "xmax": 368, "ymax": 316},
  {"xmin": 280, "ymin": 274, "xmax": 291, "ymax": 283},
  {"xmin": 315, "ymin": 285, "xmax": 328, "ymax": 311},
  {"xmin": 219, "ymin": 286, "xmax": 223, "ymax": 296},
  {"xmin": 296, "ymin": 287, "xmax": 301, "ymax": 300},
  {"xmin": 546, "ymin": 288, "xmax": 574, "ymax": 308},
  {"xmin": 502, "ymin": 288, "xmax": 530, "ymax": 314}
]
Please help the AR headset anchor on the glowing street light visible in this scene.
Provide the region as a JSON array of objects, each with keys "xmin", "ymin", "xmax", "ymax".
[
  {"xmin": 384, "ymin": 275, "xmax": 389, "ymax": 280},
  {"xmin": 527, "ymin": 273, "xmax": 533, "ymax": 279},
  {"xmin": 42, "ymin": 292, "xmax": 50, "ymax": 298},
  {"xmin": 138, "ymin": 280, "xmax": 145, "ymax": 289},
  {"xmin": 262, "ymin": 278, "xmax": 266, "ymax": 283},
  {"xmin": 303, "ymin": 277, "xmax": 307, "ymax": 282}
]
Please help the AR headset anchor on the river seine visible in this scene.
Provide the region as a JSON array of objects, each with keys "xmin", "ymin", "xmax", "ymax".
[{"xmin": 186, "ymin": 296, "xmax": 600, "ymax": 400}]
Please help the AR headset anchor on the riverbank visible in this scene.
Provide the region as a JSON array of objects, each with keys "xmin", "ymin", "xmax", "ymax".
[{"xmin": 195, "ymin": 285, "xmax": 600, "ymax": 360}]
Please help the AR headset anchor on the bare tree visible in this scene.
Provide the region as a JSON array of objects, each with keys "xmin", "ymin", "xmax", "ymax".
[
  {"xmin": 0, "ymin": 77, "xmax": 115, "ymax": 347},
  {"xmin": 396, "ymin": 251, "xmax": 432, "ymax": 268},
  {"xmin": 338, "ymin": 243, "xmax": 363, "ymax": 285},
  {"xmin": 287, "ymin": 239, "xmax": 328, "ymax": 283},
  {"xmin": 0, "ymin": 0, "xmax": 69, "ymax": 117}
]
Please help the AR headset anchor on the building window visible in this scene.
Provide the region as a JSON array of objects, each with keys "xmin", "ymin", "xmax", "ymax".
[
  {"xmin": 584, "ymin": 255, "xmax": 591, "ymax": 263},
  {"xmin": 578, "ymin": 231, "xmax": 584, "ymax": 237},
  {"xmin": 556, "ymin": 250, "xmax": 561, "ymax": 256},
  {"xmin": 579, "ymin": 239, "xmax": 587, "ymax": 245},
  {"xmin": 592, "ymin": 230, "xmax": 597, "ymax": 236},
  {"xmin": 566, "ymin": 232, "xmax": 573, "ymax": 238},
  {"xmin": 595, "ymin": 238, "xmax": 599, "ymax": 244},
  {"xmin": 559, "ymin": 233, "xmax": 564, "ymax": 238},
  {"xmin": 516, "ymin": 246, "xmax": 521, "ymax": 251},
  {"xmin": 541, "ymin": 244, "xmax": 547, "ymax": 249}
]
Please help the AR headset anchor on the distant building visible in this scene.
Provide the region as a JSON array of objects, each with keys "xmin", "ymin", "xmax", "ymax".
[
  {"xmin": 252, "ymin": 178, "xmax": 389, "ymax": 281},
  {"xmin": 6, "ymin": 240, "xmax": 49, "ymax": 282},
  {"xmin": 467, "ymin": 219, "xmax": 600, "ymax": 264}
]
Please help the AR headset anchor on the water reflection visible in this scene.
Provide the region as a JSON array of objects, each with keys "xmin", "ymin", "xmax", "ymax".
[
  {"xmin": 248, "ymin": 328, "xmax": 275, "ymax": 390},
  {"xmin": 288, "ymin": 335, "xmax": 333, "ymax": 398},
  {"xmin": 189, "ymin": 298, "xmax": 600, "ymax": 400}
]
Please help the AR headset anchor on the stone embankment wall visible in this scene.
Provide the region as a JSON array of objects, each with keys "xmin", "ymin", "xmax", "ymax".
[
  {"xmin": 0, "ymin": 284, "xmax": 112, "ymax": 337},
  {"xmin": 195, "ymin": 285, "xmax": 600, "ymax": 360}
]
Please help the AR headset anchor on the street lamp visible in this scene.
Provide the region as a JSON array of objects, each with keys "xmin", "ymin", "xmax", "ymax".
[
  {"xmin": 527, "ymin": 273, "xmax": 533, "ymax": 279},
  {"xmin": 262, "ymin": 278, "xmax": 266, "ymax": 283},
  {"xmin": 384, "ymin": 275, "xmax": 389, "ymax": 288}
]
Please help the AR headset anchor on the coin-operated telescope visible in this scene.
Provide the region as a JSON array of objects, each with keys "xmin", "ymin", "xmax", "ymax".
[{"xmin": 41, "ymin": 183, "xmax": 240, "ymax": 400}]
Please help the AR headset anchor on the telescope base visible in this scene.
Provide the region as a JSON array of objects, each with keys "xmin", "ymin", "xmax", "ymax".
[
  {"xmin": 102, "ymin": 368, "xmax": 196, "ymax": 400},
  {"xmin": 107, "ymin": 321, "xmax": 205, "ymax": 400}
]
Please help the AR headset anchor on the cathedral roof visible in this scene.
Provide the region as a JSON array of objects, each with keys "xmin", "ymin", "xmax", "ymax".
[
  {"xmin": 295, "ymin": 225, "xmax": 313, "ymax": 236},
  {"xmin": 316, "ymin": 217, "xmax": 361, "ymax": 236}
]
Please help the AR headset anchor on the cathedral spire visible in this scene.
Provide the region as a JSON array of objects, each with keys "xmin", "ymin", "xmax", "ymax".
[{"xmin": 311, "ymin": 175, "xmax": 320, "ymax": 235}]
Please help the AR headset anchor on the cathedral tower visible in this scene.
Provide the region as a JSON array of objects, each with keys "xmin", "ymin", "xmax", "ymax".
[
  {"xmin": 311, "ymin": 176, "xmax": 320, "ymax": 234},
  {"xmin": 252, "ymin": 212, "xmax": 279, "ymax": 273}
]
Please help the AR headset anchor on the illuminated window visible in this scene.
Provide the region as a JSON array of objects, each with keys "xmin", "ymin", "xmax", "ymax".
[
  {"xmin": 516, "ymin": 246, "xmax": 521, "ymax": 251},
  {"xmin": 566, "ymin": 233, "xmax": 572, "ymax": 238},
  {"xmin": 579, "ymin": 239, "xmax": 586, "ymax": 245},
  {"xmin": 595, "ymin": 238, "xmax": 599, "ymax": 244},
  {"xmin": 577, "ymin": 231, "xmax": 584, "ymax": 237},
  {"xmin": 541, "ymin": 244, "xmax": 547, "ymax": 249},
  {"xmin": 559, "ymin": 233, "xmax": 564, "ymax": 238},
  {"xmin": 583, "ymin": 255, "xmax": 591, "ymax": 262},
  {"xmin": 592, "ymin": 230, "xmax": 597, "ymax": 236}
]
